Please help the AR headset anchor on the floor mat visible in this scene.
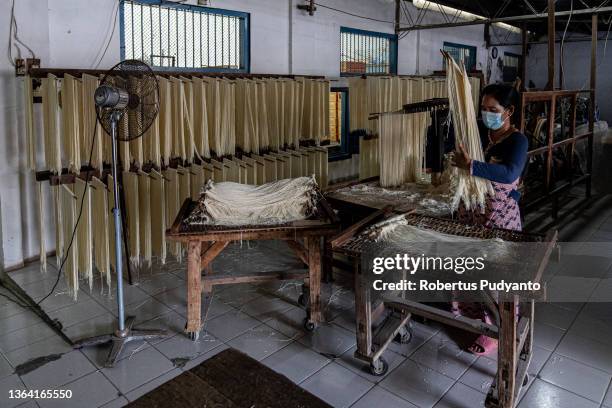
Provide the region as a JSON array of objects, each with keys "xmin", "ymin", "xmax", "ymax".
[{"xmin": 127, "ymin": 348, "xmax": 332, "ymax": 408}]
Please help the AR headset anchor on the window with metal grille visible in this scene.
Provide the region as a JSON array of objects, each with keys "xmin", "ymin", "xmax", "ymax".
[
  {"xmin": 120, "ymin": 0, "xmax": 250, "ymax": 72},
  {"xmin": 503, "ymin": 52, "xmax": 521, "ymax": 83},
  {"xmin": 443, "ymin": 42, "xmax": 477, "ymax": 72},
  {"xmin": 340, "ymin": 27, "xmax": 397, "ymax": 76}
]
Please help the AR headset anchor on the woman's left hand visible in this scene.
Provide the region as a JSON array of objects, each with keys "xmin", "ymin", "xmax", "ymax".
[{"xmin": 450, "ymin": 144, "xmax": 472, "ymax": 171}]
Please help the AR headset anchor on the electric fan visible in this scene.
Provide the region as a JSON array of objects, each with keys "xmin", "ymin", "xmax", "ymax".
[{"xmin": 75, "ymin": 60, "xmax": 167, "ymax": 367}]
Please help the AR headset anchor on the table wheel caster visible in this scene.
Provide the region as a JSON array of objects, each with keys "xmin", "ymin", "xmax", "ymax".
[
  {"xmin": 303, "ymin": 318, "xmax": 316, "ymax": 332},
  {"xmin": 298, "ymin": 293, "xmax": 311, "ymax": 308},
  {"xmin": 369, "ymin": 357, "xmax": 388, "ymax": 376},
  {"xmin": 394, "ymin": 324, "xmax": 412, "ymax": 344}
]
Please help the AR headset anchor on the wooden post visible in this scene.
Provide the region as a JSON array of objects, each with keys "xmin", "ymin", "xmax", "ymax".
[
  {"xmin": 546, "ymin": 0, "xmax": 555, "ymax": 90},
  {"xmin": 587, "ymin": 14, "xmax": 597, "ymax": 198},
  {"xmin": 354, "ymin": 258, "xmax": 372, "ymax": 359},
  {"xmin": 305, "ymin": 236, "xmax": 322, "ymax": 325},
  {"xmin": 521, "ymin": 24, "xmax": 528, "ymax": 90},
  {"xmin": 519, "ymin": 92, "xmax": 527, "ymax": 133},
  {"xmin": 568, "ymin": 94, "xmax": 578, "ymax": 176},
  {"xmin": 546, "ymin": 96, "xmax": 557, "ymax": 192},
  {"xmin": 521, "ymin": 301, "xmax": 535, "ymax": 359},
  {"xmin": 395, "ymin": 0, "xmax": 401, "ymax": 34},
  {"xmin": 186, "ymin": 240, "xmax": 202, "ymax": 333},
  {"xmin": 497, "ymin": 297, "xmax": 518, "ymax": 407}
]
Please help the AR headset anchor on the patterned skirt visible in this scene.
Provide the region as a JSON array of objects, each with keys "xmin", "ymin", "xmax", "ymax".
[{"xmin": 456, "ymin": 179, "xmax": 522, "ymax": 231}]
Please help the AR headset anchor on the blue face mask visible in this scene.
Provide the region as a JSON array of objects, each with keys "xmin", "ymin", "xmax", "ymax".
[{"xmin": 481, "ymin": 111, "xmax": 505, "ymax": 130}]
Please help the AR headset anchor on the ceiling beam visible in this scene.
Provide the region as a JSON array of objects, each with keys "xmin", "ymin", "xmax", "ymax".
[
  {"xmin": 398, "ymin": 4, "xmax": 612, "ymax": 31},
  {"xmin": 490, "ymin": 34, "xmax": 612, "ymax": 46}
]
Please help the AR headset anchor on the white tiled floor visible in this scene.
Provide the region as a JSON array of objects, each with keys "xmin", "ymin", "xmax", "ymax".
[{"xmin": 1, "ymin": 204, "xmax": 612, "ymax": 407}]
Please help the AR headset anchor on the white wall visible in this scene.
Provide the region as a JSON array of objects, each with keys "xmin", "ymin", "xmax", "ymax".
[
  {"xmin": 526, "ymin": 34, "xmax": 612, "ymax": 121},
  {"xmin": 0, "ymin": 0, "xmax": 51, "ymax": 269},
  {"xmin": 1, "ymin": 0, "xmax": 507, "ymax": 268}
]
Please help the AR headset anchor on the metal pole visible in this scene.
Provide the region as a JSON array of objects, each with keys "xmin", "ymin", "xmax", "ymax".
[
  {"xmin": 398, "ymin": 5, "xmax": 612, "ymax": 31},
  {"xmin": 547, "ymin": 0, "xmax": 555, "ymax": 90},
  {"xmin": 587, "ymin": 13, "xmax": 597, "ymax": 198},
  {"xmin": 110, "ymin": 114, "xmax": 126, "ymax": 335},
  {"xmin": 521, "ymin": 23, "xmax": 528, "ymax": 90}
]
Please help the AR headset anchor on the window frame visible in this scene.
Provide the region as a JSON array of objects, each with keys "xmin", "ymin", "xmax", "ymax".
[
  {"xmin": 119, "ymin": 0, "xmax": 250, "ymax": 73},
  {"xmin": 340, "ymin": 26, "xmax": 398, "ymax": 77},
  {"xmin": 502, "ymin": 51, "xmax": 521, "ymax": 83},
  {"xmin": 443, "ymin": 41, "xmax": 477, "ymax": 72},
  {"xmin": 327, "ymin": 87, "xmax": 351, "ymax": 162}
]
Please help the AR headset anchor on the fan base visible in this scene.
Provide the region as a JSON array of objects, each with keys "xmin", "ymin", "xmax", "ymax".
[{"xmin": 73, "ymin": 316, "xmax": 168, "ymax": 367}]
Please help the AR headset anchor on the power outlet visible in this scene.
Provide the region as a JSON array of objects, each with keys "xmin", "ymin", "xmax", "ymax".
[{"xmin": 15, "ymin": 58, "xmax": 40, "ymax": 76}]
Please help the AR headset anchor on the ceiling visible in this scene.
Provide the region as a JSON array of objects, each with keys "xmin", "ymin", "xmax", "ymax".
[{"xmin": 406, "ymin": 0, "xmax": 612, "ymax": 36}]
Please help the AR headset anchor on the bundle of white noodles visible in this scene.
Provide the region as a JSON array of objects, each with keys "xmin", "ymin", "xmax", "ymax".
[
  {"xmin": 444, "ymin": 52, "xmax": 493, "ymax": 212},
  {"xmin": 187, "ymin": 176, "xmax": 318, "ymax": 226},
  {"xmin": 377, "ymin": 112, "xmax": 428, "ymax": 188}
]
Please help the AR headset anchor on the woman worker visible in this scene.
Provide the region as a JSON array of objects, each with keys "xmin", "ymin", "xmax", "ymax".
[
  {"xmin": 449, "ymin": 83, "xmax": 529, "ymax": 355},
  {"xmin": 452, "ymin": 83, "xmax": 528, "ymax": 231}
]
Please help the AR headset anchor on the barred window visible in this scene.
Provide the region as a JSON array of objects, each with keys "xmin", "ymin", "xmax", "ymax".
[
  {"xmin": 121, "ymin": 0, "xmax": 250, "ymax": 72},
  {"xmin": 443, "ymin": 42, "xmax": 477, "ymax": 72},
  {"xmin": 340, "ymin": 27, "xmax": 397, "ymax": 76}
]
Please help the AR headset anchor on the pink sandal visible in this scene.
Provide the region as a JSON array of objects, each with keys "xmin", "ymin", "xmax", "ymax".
[
  {"xmin": 451, "ymin": 303, "xmax": 499, "ymax": 356},
  {"xmin": 467, "ymin": 334, "xmax": 498, "ymax": 356},
  {"xmin": 467, "ymin": 311, "xmax": 498, "ymax": 356}
]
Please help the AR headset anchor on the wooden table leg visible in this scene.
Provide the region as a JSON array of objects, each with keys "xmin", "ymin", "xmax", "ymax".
[
  {"xmin": 354, "ymin": 258, "xmax": 372, "ymax": 361},
  {"xmin": 199, "ymin": 241, "xmax": 228, "ymax": 330},
  {"xmin": 201, "ymin": 242, "xmax": 213, "ymax": 326},
  {"xmin": 497, "ymin": 297, "xmax": 518, "ymax": 407},
  {"xmin": 304, "ymin": 236, "xmax": 322, "ymax": 329},
  {"xmin": 186, "ymin": 240, "xmax": 202, "ymax": 340},
  {"xmin": 514, "ymin": 300, "xmax": 535, "ymax": 400}
]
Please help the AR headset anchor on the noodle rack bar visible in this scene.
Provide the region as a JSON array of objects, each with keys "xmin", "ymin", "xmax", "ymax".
[{"xmin": 330, "ymin": 208, "xmax": 557, "ymax": 408}]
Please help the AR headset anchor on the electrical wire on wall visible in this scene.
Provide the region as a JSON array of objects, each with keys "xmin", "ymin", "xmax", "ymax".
[
  {"xmin": 91, "ymin": 0, "xmax": 121, "ymax": 68},
  {"xmin": 311, "ymin": 1, "xmax": 396, "ymax": 24},
  {"xmin": 7, "ymin": 0, "xmax": 37, "ymax": 66}
]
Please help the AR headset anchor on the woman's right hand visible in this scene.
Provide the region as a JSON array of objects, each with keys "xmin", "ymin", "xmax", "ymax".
[{"xmin": 450, "ymin": 144, "xmax": 472, "ymax": 171}]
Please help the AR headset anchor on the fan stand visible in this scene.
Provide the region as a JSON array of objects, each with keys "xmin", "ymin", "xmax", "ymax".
[{"xmin": 74, "ymin": 111, "xmax": 167, "ymax": 368}]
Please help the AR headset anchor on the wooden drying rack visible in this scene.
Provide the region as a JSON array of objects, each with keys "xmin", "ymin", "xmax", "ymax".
[
  {"xmin": 24, "ymin": 66, "xmax": 324, "ymax": 103},
  {"xmin": 166, "ymin": 194, "xmax": 340, "ymax": 340},
  {"xmin": 330, "ymin": 208, "xmax": 558, "ymax": 408},
  {"xmin": 518, "ymin": 89, "xmax": 595, "ymax": 219},
  {"xmin": 26, "ymin": 65, "xmax": 327, "ymax": 186},
  {"xmin": 23, "ymin": 66, "xmax": 326, "ymax": 79},
  {"xmin": 34, "ymin": 142, "xmax": 327, "ymax": 187}
]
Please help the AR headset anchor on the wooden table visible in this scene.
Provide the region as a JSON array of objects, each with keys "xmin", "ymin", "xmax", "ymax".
[
  {"xmin": 324, "ymin": 179, "xmax": 452, "ymax": 283},
  {"xmin": 167, "ymin": 197, "xmax": 340, "ymax": 341},
  {"xmin": 325, "ymin": 179, "xmax": 452, "ymax": 221},
  {"xmin": 330, "ymin": 209, "xmax": 557, "ymax": 408}
]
